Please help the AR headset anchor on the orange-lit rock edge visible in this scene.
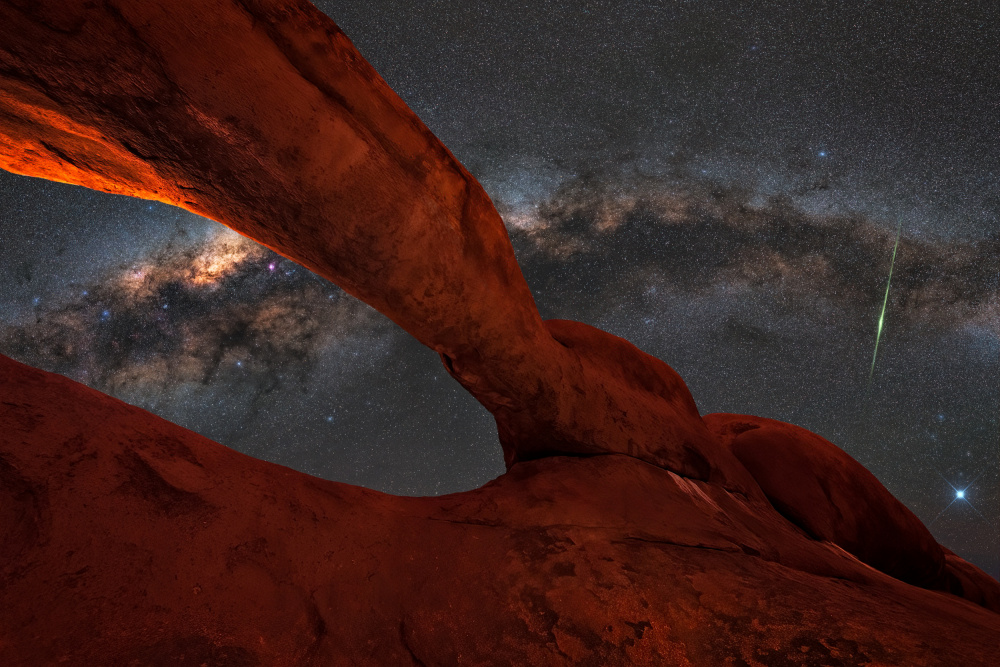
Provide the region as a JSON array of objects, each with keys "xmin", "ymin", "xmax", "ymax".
[
  {"xmin": 0, "ymin": 0, "xmax": 760, "ymax": 492},
  {"xmin": 0, "ymin": 2, "xmax": 998, "ymax": 664}
]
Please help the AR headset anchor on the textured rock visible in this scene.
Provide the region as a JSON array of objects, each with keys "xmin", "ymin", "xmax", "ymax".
[
  {"xmin": 1, "ymin": 354, "xmax": 999, "ymax": 666},
  {"xmin": 942, "ymin": 548, "xmax": 1000, "ymax": 612},
  {"xmin": 704, "ymin": 414, "xmax": 945, "ymax": 588},
  {"xmin": 0, "ymin": 0, "xmax": 757, "ymax": 492},
  {"xmin": 1, "ymin": 2, "xmax": 999, "ymax": 664},
  {"xmin": 705, "ymin": 413, "xmax": 1000, "ymax": 612}
]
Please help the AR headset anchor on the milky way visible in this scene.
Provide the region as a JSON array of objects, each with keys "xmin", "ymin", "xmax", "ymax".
[
  {"xmin": 0, "ymin": 0, "xmax": 997, "ymax": 577},
  {"xmin": 507, "ymin": 177, "xmax": 999, "ymax": 332},
  {"xmin": 2, "ymin": 229, "xmax": 385, "ymax": 402}
]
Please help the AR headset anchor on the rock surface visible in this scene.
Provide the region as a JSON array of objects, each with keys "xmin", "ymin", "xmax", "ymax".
[
  {"xmin": 0, "ymin": 0, "xmax": 756, "ymax": 492},
  {"xmin": 706, "ymin": 415, "xmax": 943, "ymax": 586},
  {"xmin": 1, "ymin": 2, "xmax": 999, "ymax": 665},
  {"xmin": 2, "ymin": 353, "xmax": 999, "ymax": 665},
  {"xmin": 706, "ymin": 414, "xmax": 1000, "ymax": 610}
]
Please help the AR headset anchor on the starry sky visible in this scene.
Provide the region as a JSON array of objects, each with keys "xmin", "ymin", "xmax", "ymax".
[{"xmin": 0, "ymin": 0, "xmax": 997, "ymax": 577}]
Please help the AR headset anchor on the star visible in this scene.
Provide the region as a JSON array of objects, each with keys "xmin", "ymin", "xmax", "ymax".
[{"xmin": 928, "ymin": 471, "xmax": 986, "ymax": 526}]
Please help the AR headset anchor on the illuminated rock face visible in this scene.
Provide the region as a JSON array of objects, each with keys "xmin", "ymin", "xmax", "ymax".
[
  {"xmin": 706, "ymin": 414, "xmax": 1000, "ymax": 609},
  {"xmin": 706, "ymin": 414, "xmax": 947, "ymax": 586},
  {"xmin": 0, "ymin": 2, "xmax": 999, "ymax": 664},
  {"xmin": 2, "ymin": 354, "xmax": 999, "ymax": 665},
  {"xmin": 0, "ymin": 0, "xmax": 757, "ymax": 493}
]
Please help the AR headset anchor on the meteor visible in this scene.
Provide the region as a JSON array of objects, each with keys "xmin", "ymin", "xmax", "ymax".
[{"xmin": 869, "ymin": 222, "xmax": 903, "ymax": 380}]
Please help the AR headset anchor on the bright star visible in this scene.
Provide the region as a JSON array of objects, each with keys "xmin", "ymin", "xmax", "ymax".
[{"xmin": 928, "ymin": 471, "xmax": 986, "ymax": 526}]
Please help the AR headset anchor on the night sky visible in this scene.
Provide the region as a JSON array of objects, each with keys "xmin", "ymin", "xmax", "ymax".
[{"xmin": 0, "ymin": 1, "xmax": 997, "ymax": 577}]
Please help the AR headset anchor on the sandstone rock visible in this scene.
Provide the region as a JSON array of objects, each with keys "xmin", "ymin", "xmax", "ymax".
[
  {"xmin": 704, "ymin": 413, "xmax": 950, "ymax": 591},
  {"xmin": 1, "ymin": 354, "xmax": 998, "ymax": 665},
  {"xmin": 0, "ymin": 0, "xmax": 756, "ymax": 491},
  {"xmin": 942, "ymin": 548, "xmax": 1000, "ymax": 612},
  {"xmin": 1, "ymin": 3, "xmax": 997, "ymax": 664}
]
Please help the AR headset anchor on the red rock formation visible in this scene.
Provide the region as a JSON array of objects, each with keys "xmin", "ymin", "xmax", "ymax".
[
  {"xmin": 1, "ymin": 2, "xmax": 998, "ymax": 664},
  {"xmin": 0, "ymin": 0, "xmax": 757, "ymax": 493},
  {"xmin": 705, "ymin": 414, "xmax": 947, "ymax": 587},
  {"xmin": 2, "ymin": 354, "xmax": 999, "ymax": 665},
  {"xmin": 706, "ymin": 413, "xmax": 1000, "ymax": 610}
]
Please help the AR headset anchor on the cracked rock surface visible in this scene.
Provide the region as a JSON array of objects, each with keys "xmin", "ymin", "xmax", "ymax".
[
  {"xmin": 0, "ymin": 0, "xmax": 758, "ymax": 491},
  {"xmin": 2, "ymin": 353, "xmax": 999, "ymax": 665},
  {"xmin": 0, "ymin": 2, "xmax": 998, "ymax": 664}
]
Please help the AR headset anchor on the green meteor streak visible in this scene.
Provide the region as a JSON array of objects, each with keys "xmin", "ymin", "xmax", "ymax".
[{"xmin": 870, "ymin": 222, "xmax": 903, "ymax": 379}]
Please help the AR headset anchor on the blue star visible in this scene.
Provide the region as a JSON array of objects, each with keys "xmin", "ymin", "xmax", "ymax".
[{"xmin": 929, "ymin": 470, "xmax": 986, "ymax": 526}]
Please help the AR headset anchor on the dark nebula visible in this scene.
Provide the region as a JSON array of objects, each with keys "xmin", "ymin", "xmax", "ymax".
[{"xmin": 2, "ymin": 229, "xmax": 384, "ymax": 403}]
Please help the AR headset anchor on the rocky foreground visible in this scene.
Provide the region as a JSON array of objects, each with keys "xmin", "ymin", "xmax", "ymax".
[
  {"xmin": 2, "ymin": 353, "xmax": 997, "ymax": 665},
  {"xmin": 1, "ymin": 2, "xmax": 998, "ymax": 664}
]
